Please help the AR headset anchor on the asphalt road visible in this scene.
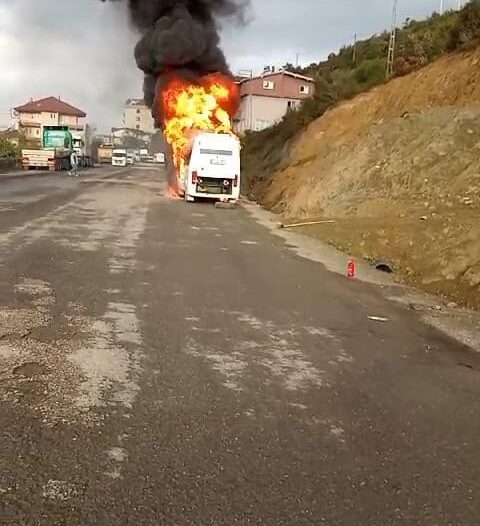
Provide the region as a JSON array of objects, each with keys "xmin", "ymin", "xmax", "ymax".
[{"xmin": 1, "ymin": 166, "xmax": 480, "ymax": 525}]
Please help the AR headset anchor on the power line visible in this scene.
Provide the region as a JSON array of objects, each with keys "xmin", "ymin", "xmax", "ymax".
[{"xmin": 386, "ymin": 0, "xmax": 398, "ymax": 80}]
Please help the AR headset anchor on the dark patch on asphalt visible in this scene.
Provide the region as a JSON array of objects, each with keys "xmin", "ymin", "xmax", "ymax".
[{"xmin": 13, "ymin": 362, "xmax": 48, "ymax": 377}]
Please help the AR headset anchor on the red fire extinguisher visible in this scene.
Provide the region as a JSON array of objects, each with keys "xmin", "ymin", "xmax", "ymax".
[{"xmin": 347, "ymin": 258, "xmax": 356, "ymax": 278}]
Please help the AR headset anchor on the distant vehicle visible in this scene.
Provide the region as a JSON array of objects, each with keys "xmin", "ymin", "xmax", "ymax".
[
  {"xmin": 72, "ymin": 134, "xmax": 94, "ymax": 167},
  {"xmin": 133, "ymin": 150, "xmax": 141, "ymax": 162},
  {"xmin": 112, "ymin": 149, "xmax": 128, "ymax": 167},
  {"xmin": 154, "ymin": 152, "xmax": 165, "ymax": 164},
  {"xmin": 138, "ymin": 148, "xmax": 146, "ymax": 161},
  {"xmin": 180, "ymin": 132, "xmax": 240, "ymax": 203},
  {"xmin": 127, "ymin": 152, "xmax": 135, "ymax": 165},
  {"xmin": 97, "ymin": 144, "xmax": 113, "ymax": 164},
  {"xmin": 21, "ymin": 126, "xmax": 73, "ymax": 171}
]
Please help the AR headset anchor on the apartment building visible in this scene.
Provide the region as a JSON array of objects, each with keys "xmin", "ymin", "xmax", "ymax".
[{"xmin": 122, "ymin": 99, "xmax": 155, "ymax": 134}]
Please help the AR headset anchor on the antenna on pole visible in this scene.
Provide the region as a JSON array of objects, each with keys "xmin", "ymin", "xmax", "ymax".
[{"xmin": 386, "ymin": 0, "xmax": 398, "ymax": 80}]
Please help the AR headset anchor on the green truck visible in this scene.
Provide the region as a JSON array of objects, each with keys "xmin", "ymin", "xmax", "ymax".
[{"xmin": 22, "ymin": 126, "xmax": 73, "ymax": 171}]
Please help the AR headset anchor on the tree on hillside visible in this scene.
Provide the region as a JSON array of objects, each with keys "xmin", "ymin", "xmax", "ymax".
[
  {"xmin": 282, "ymin": 63, "xmax": 304, "ymax": 74},
  {"xmin": 449, "ymin": 0, "xmax": 480, "ymax": 48},
  {"xmin": 354, "ymin": 58, "xmax": 386, "ymax": 86},
  {"xmin": 0, "ymin": 138, "xmax": 20, "ymax": 159}
]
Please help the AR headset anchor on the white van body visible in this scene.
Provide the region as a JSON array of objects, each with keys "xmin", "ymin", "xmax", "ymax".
[
  {"xmin": 127, "ymin": 152, "xmax": 135, "ymax": 165},
  {"xmin": 112, "ymin": 149, "xmax": 128, "ymax": 167},
  {"xmin": 181, "ymin": 132, "xmax": 240, "ymax": 203}
]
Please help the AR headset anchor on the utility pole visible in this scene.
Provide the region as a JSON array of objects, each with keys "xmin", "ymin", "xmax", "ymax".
[
  {"xmin": 248, "ymin": 70, "xmax": 254, "ymax": 132},
  {"xmin": 439, "ymin": 0, "xmax": 444, "ymax": 14},
  {"xmin": 386, "ymin": 0, "xmax": 398, "ymax": 80},
  {"xmin": 238, "ymin": 69, "xmax": 254, "ymax": 132},
  {"xmin": 352, "ymin": 33, "xmax": 357, "ymax": 64},
  {"xmin": 295, "ymin": 53, "xmax": 300, "ymax": 68}
]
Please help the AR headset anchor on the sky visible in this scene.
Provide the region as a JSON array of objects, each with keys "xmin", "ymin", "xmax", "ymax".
[{"xmin": 0, "ymin": 0, "xmax": 464, "ymax": 132}]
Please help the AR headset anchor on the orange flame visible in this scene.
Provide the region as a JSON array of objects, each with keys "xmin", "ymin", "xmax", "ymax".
[{"xmin": 158, "ymin": 73, "xmax": 239, "ymax": 193}]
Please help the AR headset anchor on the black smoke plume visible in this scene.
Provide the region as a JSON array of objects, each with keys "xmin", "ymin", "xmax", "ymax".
[{"xmin": 104, "ymin": 0, "xmax": 246, "ymax": 125}]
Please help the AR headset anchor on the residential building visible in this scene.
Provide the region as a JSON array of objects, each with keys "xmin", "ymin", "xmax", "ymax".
[
  {"xmin": 122, "ymin": 99, "xmax": 155, "ymax": 134},
  {"xmin": 13, "ymin": 96, "xmax": 86, "ymax": 142},
  {"xmin": 234, "ymin": 70, "xmax": 315, "ymax": 133},
  {"xmin": 95, "ymin": 134, "xmax": 114, "ymax": 145}
]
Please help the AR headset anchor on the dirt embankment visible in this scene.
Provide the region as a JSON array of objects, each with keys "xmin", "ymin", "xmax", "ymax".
[{"xmin": 251, "ymin": 48, "xmax": 480, "ymax": 309}]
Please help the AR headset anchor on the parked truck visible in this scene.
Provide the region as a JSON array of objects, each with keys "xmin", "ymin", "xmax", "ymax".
[
  {"xmin": 21, "ymin": 126, "xmax": 73, "ymax": 171},
  {"xmin": 72, "ymin": 133, "xmax": 94, "ymax": 168},
  {"xmin": 97, "ymin": 144, "xmax": 113, "ymax": 164},
  {"xmin": 139, "ymin": 148, "xmax": 149, "ymax": 162}
]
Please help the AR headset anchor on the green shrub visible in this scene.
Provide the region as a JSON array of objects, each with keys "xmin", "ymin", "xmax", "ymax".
[
  {"xmin": 449, "ymin": 0, "xmax": 480, "ymax": 49},
  {"xmin": 0, "ymin": 138, "xmax": 20, "ymax": 159},
  {"xmin": 353, "ymin": 58, "xmax": 386, "ymax": 86}
]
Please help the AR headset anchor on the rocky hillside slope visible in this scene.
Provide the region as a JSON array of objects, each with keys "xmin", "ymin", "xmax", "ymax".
[{"xmin": 247, "ymin": 47, "xmax": 480, "ymax": 309}]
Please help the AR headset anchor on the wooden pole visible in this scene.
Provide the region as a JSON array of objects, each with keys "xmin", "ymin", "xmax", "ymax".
[{"xmin": 279, "ymin": 220, "xmax": 335, "ymax": 229}]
